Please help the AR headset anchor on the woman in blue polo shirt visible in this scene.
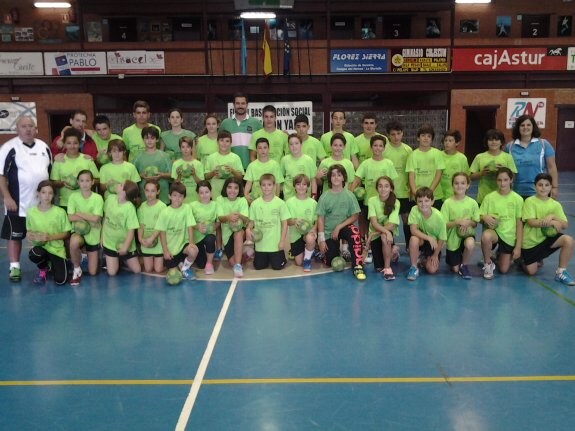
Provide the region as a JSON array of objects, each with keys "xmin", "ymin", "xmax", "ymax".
[{"xmin": 505, "ymin": 114, "xmax": 558, "ymax": 199}]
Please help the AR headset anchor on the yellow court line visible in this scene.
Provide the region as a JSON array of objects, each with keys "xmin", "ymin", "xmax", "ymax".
[{"xmin": 2, "ymin": 375, "xmax": 575, "ymax": 387}]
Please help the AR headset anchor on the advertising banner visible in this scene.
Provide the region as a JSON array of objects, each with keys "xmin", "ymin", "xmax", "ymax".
[
  {"xmin": 0, "ymin": 102, "xmax": 37, "ymax": 134},
  {"xmin": 390, "ymin": 48, "xmax": 448, "ymax": 72},
  {"xmin": 44, "ymin": 52, "xmax": 107, "ymax": 75},
  {"xmin": 506, "ymin": 98, "xmax": 546, "ymax": 129},
  {"xmin": 107, "ymin": 51, "xmax": 165, "ymax": 74},
  {"xmin": 227, "ymin": 101, "xmax": 313, "ymax": 133},
  {"xmin": 0, "ymin": 52, "xmax": 44, "ymax": 76},
  {"xmin": 452, "ymin": 47, "xmax": 570, "ymax": 71},
  {"xmin": 330, "ymin": 49, "xmax": 387, "ymax": 73}
]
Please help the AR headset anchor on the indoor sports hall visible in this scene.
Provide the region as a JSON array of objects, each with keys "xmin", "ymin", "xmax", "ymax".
[{"xmin": 1, "ymin": 174, "xmax": 575, "ymax": 430}]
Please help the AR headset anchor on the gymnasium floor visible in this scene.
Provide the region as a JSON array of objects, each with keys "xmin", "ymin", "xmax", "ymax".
[{"xmin": 2, "ymin": 173, "xmax": 575, "ymax": 430}]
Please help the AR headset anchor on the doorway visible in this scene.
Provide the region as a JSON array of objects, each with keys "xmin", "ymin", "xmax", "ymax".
[
  {"xmin": 556, "ymin": 107, "xmax": 575, "ymax": 171},
  {"xmin": 463, "ymin": 107, "xmax": 498, "ymax": 163}
]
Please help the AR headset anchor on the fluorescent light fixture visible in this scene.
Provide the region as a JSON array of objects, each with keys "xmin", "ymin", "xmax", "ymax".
[
  {"xmin": 240, "ymin": 12, "xmax": 276, "ymax": 19},
  {"xmin": 34, "ymin": 2, "xmax": 72, "ymax": 8},
  {"xmin": 455, "ymin": 0, "xmax": 491, "ymax": 3}
]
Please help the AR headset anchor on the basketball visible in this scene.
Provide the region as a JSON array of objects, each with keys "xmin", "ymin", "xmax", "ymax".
[
  {"xmin": 297, "ymin": 219, "xmax": 312, "ymax": 235},
  {"xmin": 73, "ymin": 220, "xmax": 91, "ymax": 236},
  {"xmin": 166, "ymin": 267, "xmax": 183, "ymax": 285},
  {"xmin": 251, "ymin": 228, "xmax": 263, "ymax": 242},
  {"xmin": 354, "ymin": 187, "xmax": 366, "ymax": 201},
  {"xmin": 331, "ymin": 256, "xmax": 346, "ymax": 272},
  {"xmin": 542, "ymin": 226, "xmax": 558, "ymax": 237}
]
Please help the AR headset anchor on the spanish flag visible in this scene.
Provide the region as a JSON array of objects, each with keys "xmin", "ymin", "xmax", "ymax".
[{"xmin": 262, "ymin": 22, "xmax": 272, "ymax": 77}]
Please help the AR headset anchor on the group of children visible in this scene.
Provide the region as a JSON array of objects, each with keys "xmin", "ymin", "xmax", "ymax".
[{"xmin": 23, "ymin": 105, "xmax": 575, "ymax": 287}]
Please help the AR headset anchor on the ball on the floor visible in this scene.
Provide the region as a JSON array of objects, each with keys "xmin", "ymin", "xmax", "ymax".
[
  {"xmin": 166, "ymin": 267, "xmax": 183, "ymax": 285},
  {"xmin": 331, "ymin": 256, "xmax": 346, "ymax": 272}
]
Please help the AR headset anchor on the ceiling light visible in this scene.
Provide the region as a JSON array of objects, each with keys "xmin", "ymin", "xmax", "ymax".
[
  {"xmin": 34, "ymin": 2, "xmax": 72, "ymax": 8},
  {"xmin": 240, "ymin": 12, "xmax": 276, "ymax": 19}
]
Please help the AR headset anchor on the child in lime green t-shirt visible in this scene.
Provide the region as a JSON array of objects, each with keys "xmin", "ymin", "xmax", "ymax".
[
  {"xmin": 407, "ymin": 187, "xmax": 447, "ymax": 281},
  {"xmin": 155, "ymin": 181, "xmax": 199, "ymax": 280},
  {"xmin": 133, "ymin": 126, "xmax": 172, "ymax": 204},
  {"xmin": 479, "ymin": 167, "xmax": 524, "ymax": 280},
  {"xmin": 68, "ymin": 170, "xmax": 104, "ymax": 285},
  {"xmin": 50, "ymin": 127, "xmax": 100, "ymax": 209},
  {"xmin": 521, "ymin": 173, "xmax": 575, "ymax": 285},
  {"xmin": 216, "ymin": 177, "xmax": 250, "ymax": 278},
  {"xmin": 26, "ymin": 180, "xmax": 71, "ymax": 285},
  {"xmin": 246, "ymin": 174, "xmax": 289, "ymax": 271},
  {"xmin": 99, "ymin": 139, "xmax": 141, "ymax": 199},
  {"xmin": 172, "ymin": 136, "xmax": 205, "ymax": 203},
  {"xmin": 440, "ymin": 172, "xmax": 479, "ymax": 280},
  {"xmin": 190, "ymin": 180, "xmax": 219, "ymax": 275},
  {"xmin": 317, "ymin": 133, "xmax": 355, "ymax": 194},
  {"xmin": 368, "ymin": 176, "xmax": 400, "ymax": 280},
  {"xmin": 137, "ymin": 180, "xmax": 166, "ymax": 274},
  {"xmin": 285, "ymin": 174, "xmax": 317, "ymax": 272},
  {"xmin": 470, "ymin": 129, "xmax": 517, "ymax": 204},
  {"xmin": 244, "ymin": 137, "xmax": 283, "ymax": 204},
  {"xmin": 280, "ymin": 133, "xmax": 318, "ymax": 201},
  {"xmin": 196, "ymin": 114, "xmax": 220, "ymax": 168},
  {"xmin": 205, "ymin": 130, "xmax": 245, "ymax": 199},
  {"xmin": 406, "ymin": 123, "xmax": 445, "ymax": 209},
  {"xmin": 102, "ymin": 180, "xmax": 142, "ymax": 276},
  {"xmin": 440, "ymin": 129, "xmax": 470, "ymax": 200}
]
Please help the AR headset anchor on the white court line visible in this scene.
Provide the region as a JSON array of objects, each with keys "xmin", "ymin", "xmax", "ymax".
[{"xmin": 175, "ymin": 278, "xmax": 238, "ymax": 431}]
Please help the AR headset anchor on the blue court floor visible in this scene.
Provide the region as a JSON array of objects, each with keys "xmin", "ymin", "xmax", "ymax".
[{"xmin": 2, "ymin": 173, "xmax": 575, "ymax": 430}]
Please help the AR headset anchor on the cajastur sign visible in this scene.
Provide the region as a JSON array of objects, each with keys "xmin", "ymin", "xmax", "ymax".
[{"xmin": 452, "ymin": 47, "xmax": 569, "ymax": 72}]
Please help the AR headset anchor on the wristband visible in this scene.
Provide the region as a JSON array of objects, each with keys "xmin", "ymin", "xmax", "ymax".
[{"xmin": 318, "ymin": 232, "xmax": 326, "ymax": 242}]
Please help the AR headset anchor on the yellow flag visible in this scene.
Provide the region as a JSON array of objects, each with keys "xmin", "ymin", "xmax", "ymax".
[{"xmin": 262, "ymin": 23, "xmax": 272, "ymax": 77}]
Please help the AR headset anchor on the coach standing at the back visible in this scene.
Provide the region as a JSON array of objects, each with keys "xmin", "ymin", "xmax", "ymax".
[{"xmin": 0, "ymin": 116, "xmax": 52, "ymax": 282}]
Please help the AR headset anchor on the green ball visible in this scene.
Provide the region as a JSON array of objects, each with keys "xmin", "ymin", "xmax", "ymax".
[
  {"xmin": 180, "ymin": 164, "xmax": 194, "ymax": 178},
  {"xmin": 297, "ymin": 219, "xmax": 312, "ymax": 235},
  {"xmin": 166, "ymin": 267, "xmax": 183, "ymax": 285},
  {"xmin": 165, "ymin": 150, "xmax": 176, "ymax": 161},
  {"xmin": 542, "ymin": 226, "xmax": 558, "ymax": 237},
  {"xmin": 219, "ymin": 165, "xmax": 231, "ymax": 179},
  {"xmin": 97, "ymin": 152, "xmax": 110, "ymax": 165},
  {"xmin": 486, "ymin": 161, "xmax": 497, "ymax": 172},
  {"xmin": 457, "ymin": 226, "xmax": 475, "ymax": 239},
  {"xmin": 331, "ymin": 256, "xmax": 346, "ymax": 272},
  {"xmin": 146, "ymin": 237, "xmax": 158, "ymax": 248},
  {"xmin": 229, "ymin": 219, "xmax": 244, "ymax": 232},
  {"xmin": 252, "ymin": 228, "xmax": 263, "ymax": 242},
  {"xmin": 64, "ymin": 175, "xmax": 79, "ymax": 189},
  {"xmin": 143, "ymin": 166, "xmax": 159, "ymax": 177},
  {"xmin": 353, "ymin": 187, "xmax": 366, "ymax": 201},
  {"xmin": 73, "ymin": 220, "xmax": 91, "ymax": 236}
]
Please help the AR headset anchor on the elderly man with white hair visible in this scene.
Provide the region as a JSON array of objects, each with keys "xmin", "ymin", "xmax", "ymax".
[{"xmin": 0, "ymin": 116, "xmax": 52, "ymax": 282}]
